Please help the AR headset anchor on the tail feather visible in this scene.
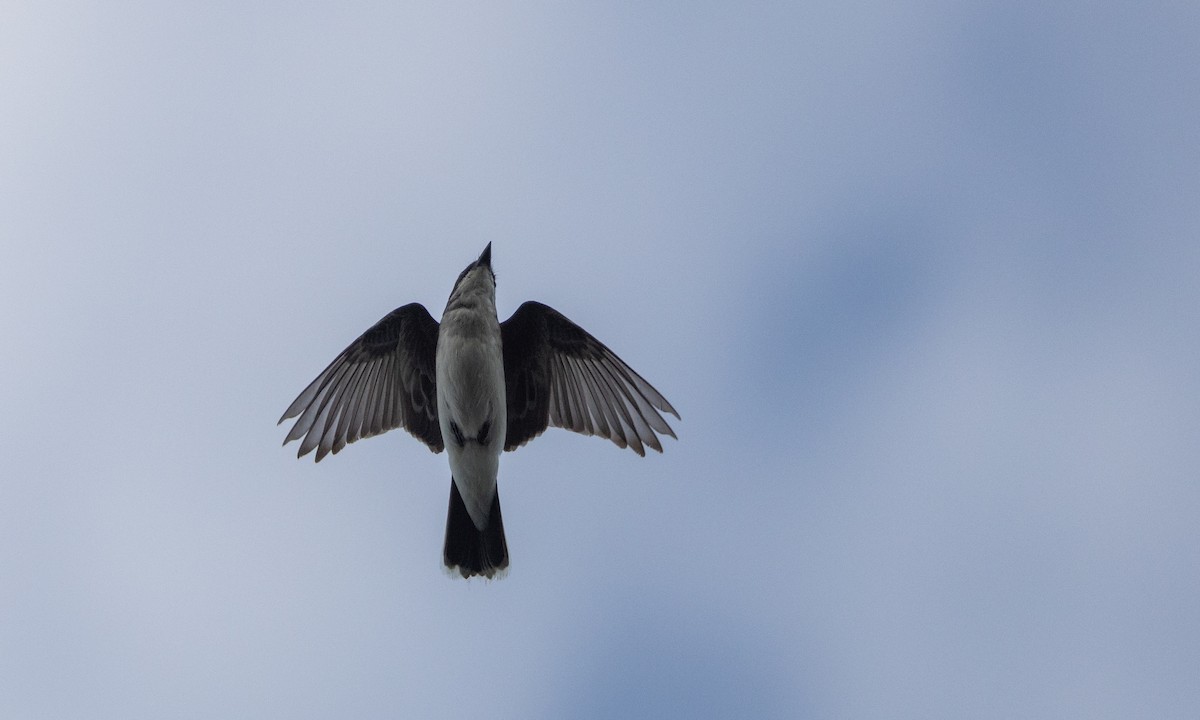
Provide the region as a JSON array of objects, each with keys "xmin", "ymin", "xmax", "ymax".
[{"xmin": 443, "ymin": 480, "xmax": 509, "ymax": 579}]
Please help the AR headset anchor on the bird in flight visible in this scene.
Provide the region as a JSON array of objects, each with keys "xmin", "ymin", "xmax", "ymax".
[{"xmin": 278, "ymin": 243, "xmax": 679, "ymax": 579}]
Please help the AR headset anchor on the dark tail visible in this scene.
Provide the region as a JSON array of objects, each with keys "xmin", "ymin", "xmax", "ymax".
[{"xmin": 443, "ymin": 480, "xmax": 509, "ymax": 579}]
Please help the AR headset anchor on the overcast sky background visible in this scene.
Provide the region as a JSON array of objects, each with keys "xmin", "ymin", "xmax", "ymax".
[{"xmin": 3, "ymin": 2, "xmax": 1198, "ymax": 718}]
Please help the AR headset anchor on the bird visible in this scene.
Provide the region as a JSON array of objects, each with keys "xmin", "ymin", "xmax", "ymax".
[{"xmin": 278, "ymin": 243, "xmax": 679, "ymax": 579}]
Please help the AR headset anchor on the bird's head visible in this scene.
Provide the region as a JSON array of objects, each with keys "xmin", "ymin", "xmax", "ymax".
[{"xmin": 446, "ymin": 242, "xmax": 497, "ymax": 310}]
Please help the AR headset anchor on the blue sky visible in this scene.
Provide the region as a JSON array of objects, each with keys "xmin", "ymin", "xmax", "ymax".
[{"xmin": 3, "ymin": 2, "xmax": 1198, "ymax": 718}]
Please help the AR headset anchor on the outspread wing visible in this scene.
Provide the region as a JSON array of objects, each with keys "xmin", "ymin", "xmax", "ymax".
[
  {"xmin": 279, "ymin": 303, "xmax": 443, "ymax": 460},
  {"xmin": 501, "ymin": 301, "xmax": 679, "ymax": 456}
]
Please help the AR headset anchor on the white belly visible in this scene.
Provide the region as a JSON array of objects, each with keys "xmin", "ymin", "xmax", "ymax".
[{"xmin": 436, "ymin": 328, "xmax": 507, "ymax": 529}]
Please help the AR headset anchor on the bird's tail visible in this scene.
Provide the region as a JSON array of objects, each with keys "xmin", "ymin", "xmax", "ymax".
[{"xmin": 443, "ymin": 480, "xmax": 509, "ymax": 579}]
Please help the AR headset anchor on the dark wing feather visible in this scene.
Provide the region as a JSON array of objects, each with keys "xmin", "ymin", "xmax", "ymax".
[
  {"xmin": 501, "ymin": 301, "xmax": 678, "ymax": 456},
  {"xmin": 279, "ymin": 303, "xmax": 442, "ymax": 460}
]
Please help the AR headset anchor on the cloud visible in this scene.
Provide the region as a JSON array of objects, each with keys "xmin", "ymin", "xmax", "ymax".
[{"xmin": 2, "ymin": 1, "xmax": 1198, "ymax": 718}]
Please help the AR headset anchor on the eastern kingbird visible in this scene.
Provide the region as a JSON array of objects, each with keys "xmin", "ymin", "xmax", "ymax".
[{"xmin": 279, "ymin": 243, "xmax": 678, "ymax": 578}]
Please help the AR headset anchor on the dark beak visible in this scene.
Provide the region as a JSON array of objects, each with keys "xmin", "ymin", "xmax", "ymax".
[{"xmin": 477, "ymin": 242, "xmax": 492, "ymax": 269}]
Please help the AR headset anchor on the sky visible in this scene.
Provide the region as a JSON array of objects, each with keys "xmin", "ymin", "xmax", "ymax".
[{"xmin": 2, "ymin": 1, "xmax": 1198, "ymax": 718}]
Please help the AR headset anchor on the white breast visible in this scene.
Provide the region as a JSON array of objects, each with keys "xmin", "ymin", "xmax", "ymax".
[{"xmin": 436, "ymin": 313, "xmax": 507, "ymax": 530}]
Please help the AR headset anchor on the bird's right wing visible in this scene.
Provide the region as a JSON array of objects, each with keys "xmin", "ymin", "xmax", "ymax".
[
  {"xmin": 279, "ymin": 303, "xmax": 443, "ymax": 460},
  {"xmin": 500, "ymin": 301, "xmax": 678, "ymax": 456}
]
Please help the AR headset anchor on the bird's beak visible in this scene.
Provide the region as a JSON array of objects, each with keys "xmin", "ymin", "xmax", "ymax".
[{"xmin": 477, "ymin": 242, "xmax": 492, "ymax": 269}]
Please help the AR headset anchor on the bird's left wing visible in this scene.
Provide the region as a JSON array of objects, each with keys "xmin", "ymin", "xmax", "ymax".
[
  {"xmin": 279, "ymin": 303, "xmax": 443, "ymax": 460},
  {"xmin": 501, "ymin": 301, "xmax": 678, "ymax": 456}
]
